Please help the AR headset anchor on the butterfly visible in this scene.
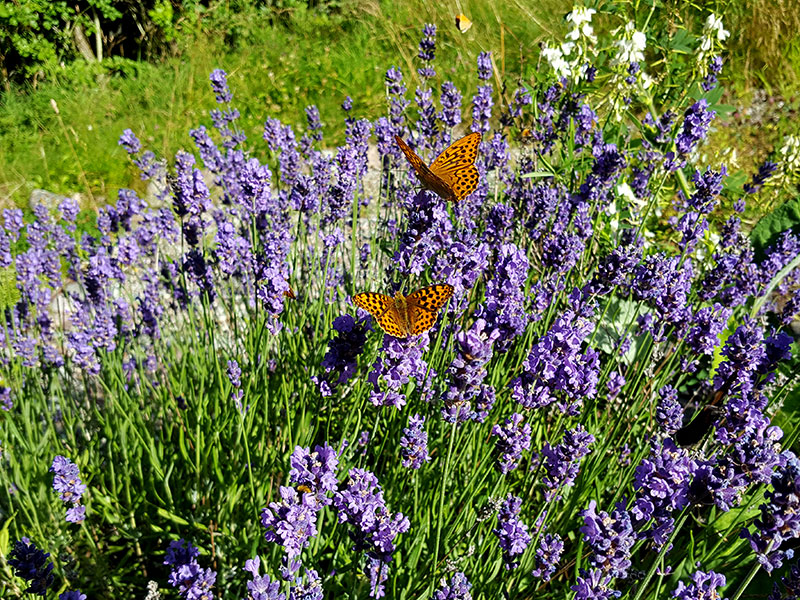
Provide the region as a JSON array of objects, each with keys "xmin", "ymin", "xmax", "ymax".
[
  {"xmin": 352, "ymin": 284, "xmax": 454, "ymax": 338},
  {"xmin": 395, "ymin": 132, "xmax": 482, "ymax": 202},
  {"xmin": 455, "ymin": 13, "xmax": 473, "ymax": 33}
]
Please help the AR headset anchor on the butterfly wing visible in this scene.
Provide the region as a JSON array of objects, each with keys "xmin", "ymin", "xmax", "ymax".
[
  {"xmin": 455, "ymin": 14, "xmax": 473, "ymax": 33},
  {"xmin": 353, "ymin": 292, "xmax": 409, "ymax": 338},
  {"xmin": 353, "ymin": 292, "xmax": 392, "ymax": 317},
  {"xmin": 405, "ymin": 284, "xmax": 454, "ymax": 335},
  {"xmin": 429, "ymin": 133, "xmax": 482, "ymax": 201},
  {"xmin": 395, "ymin": 135, "xmax": 454, "ymax": 200},
  {"xmin": 376, "ymin": 305, "xmax": 410, "ymax": 338}
]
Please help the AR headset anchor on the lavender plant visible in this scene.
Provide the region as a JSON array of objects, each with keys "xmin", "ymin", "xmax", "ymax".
[{"xmin": 0, "ymin": 6, "xmax": 799, "ymax": 600}]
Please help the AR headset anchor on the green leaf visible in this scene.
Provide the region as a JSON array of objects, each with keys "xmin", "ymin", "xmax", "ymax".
[{"xmin": 750, "ymin": 197, "xmax": 800, "ymax": 259}]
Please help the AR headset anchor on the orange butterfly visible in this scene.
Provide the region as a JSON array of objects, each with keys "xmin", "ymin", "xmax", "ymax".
[
  {"xmin": 352, "ymin": 284, "xmax": 454, "ymax": 338},
  {"xmin": 455, "ymin": 14, "xmax": 473, "ymax": 33},
  {"xmin": 395, "ymin": 133, "xmax": 482, "ymax": 202}
]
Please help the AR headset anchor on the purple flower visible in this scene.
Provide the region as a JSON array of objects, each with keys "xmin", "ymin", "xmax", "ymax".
[
  {"xmin": 227, "ymin": 359, "xmax": 241, "ymax": 388},
  {"xmin": 471, "ymin": 85, "xmax": 493, "ymax": 134},
  {"xmin": 491, "ymin": 413, "xmax": 532, "ymax": 474},
  {"xmin": 632, "ymin": 438, "xmax": 696, "ymax": 549},
  {"xmin": 671, "ymin": 569, "xmax": 727, "ymax": 600},
  {"xmin": 656, "ymin": 385, "xmax": 684, "ymax": 435},
  {"xmin": 50, "ymin": 455, "xmax": 86, "ymax": 523},
  {"xmin": 315, "ymin": 315, "xmax": 368, "ymax": 396},
  {"xmin": 59, "ymin": 592, "xmax": 87, "ymax": 600},
  {"xmin": 261, "ymin": 486, "xmax": 323, "ymax": 559},
  {"xmin": 676, "ymin": 99, "xmax": 716, "ymax": 155},
  {"xmin": 288, "ymin": 443, "xmax": 339, "ymax": 501},
  {"xmin": 532, "ymin": 533, "xmax": 564, "ymax": 581},
  {"xmin": 8, "ymin": 537, "xmax": 55, "ymax": 596},
  {"xmin": 687, "ymin": 303, "xmax": 732, "ymax": 355},
  {"xmin": 580, "ymin": 500, "xmax": 636, "ymax": 578},
  {"xmin": 433, "ymin": 572, "xmax": 472, "ymax": 600},
  {"xmin": 572, "ymin": 568, "xmax": 621, "ymax": 600},
  {"xmin": 164, "ymin": 539, "xmax": 217, "ymax": 599},
  {"xmin": 493, "ymin": 494, "xmax": 531, "ymax": 570},
  {"xmin": 209, "ymin": 69, "xmax": 233, "ymax": 103},
  {"xmin": 742, "ymin": 451, "xmax": 800, "ymax": 573},
  {"xmin": 606, "ymin": 372, "xmax": 625, "ymax": 399},
  {"xmin": 480, "ymin": 243, "xmax": 529, "ymax": 348},
  {"xmin": 477, "ymin": 51, "xmax": 492, "ymax": 81},
  {"xmin": 417, "ymin": 24, "xmax": 436, "ymax": 79},
  {"xmin": 244, "ymin": 556, "xmax": 285, "ymax": 600},
  {"xmin": 288, "ymin": 567, "xmax": 323, "ymax": 600},
  {"xmin": 1, "ymin": 386, "xmax": 12, "ymax": 411},
  {"xmin": 744, "ymin": 160, "xmax": 778, "ymax": 194},
  {"xmin": 400, "ymin": 414, "xmax": 430, "ymax": 469},
  {"xmin": 511, "ymin": 308, "xmax": 599, "ymax": 415},
  {"xmin": 688, "ymin": 166, "xmax": 725, "ymax": 214},
  {"xmin": 332, "ymin": 468, "xmax": 409, "ymax": 597},
  {"xmin": 442, "ymin": 318, "xmax": 499, "ymax": 423},
  {"xmin": 541, "ymin": 425, "xmax": 595, "ymax": 501},
  {"xmin": 366, "ymin": 334, "xmax": 434, "ymax": 409},
  {"xmin": 367, "ymin": 558, "xmax": 388, "ymax": 599},
  {"xmin": 118, "ymin": 129, "xmax": 142, "ymax": 154},
  {"xmin": 440, "ymin": 81, "xmax": 462, "ymax": 129}
]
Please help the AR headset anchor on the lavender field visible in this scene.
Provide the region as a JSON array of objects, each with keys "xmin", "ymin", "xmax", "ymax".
[{"xmin": 1, "ymin": 4, "xmax": 800, "ymax": 600}]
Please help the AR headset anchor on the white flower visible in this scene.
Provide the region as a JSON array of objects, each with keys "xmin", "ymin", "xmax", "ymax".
[
  {"xmin": 700, "ymin": 13, "xmax": 730, "ymax": 53},
  {"xmin": 613, "ymin": 22, "xmax": 646, "ymax": 65},
  {"xmin": 780, "ymin": 135, "xmax": 800, "ymax": 171},
  {"xmin": 704, "ymin": 13, "xmax": 730, "ymax": 41},
  {"xmin": 566, "ymin": 6, "xmax": 596, "ymax": 28},
  {"xmin": 542, "ymin": 44, "xmax": 571, "ymax": 79},
  {"xmin": 616, "ymin": 182, "xmax": 637, "ymax": 205}
]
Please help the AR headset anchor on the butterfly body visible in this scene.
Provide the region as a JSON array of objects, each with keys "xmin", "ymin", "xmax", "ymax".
[
  {"xmin": 395, "ymin": 133, "xmax": 481, "ymax": 202},
  {"xmin": 352, "ymin": 284, "xmax": 454, "ymax": 338}
]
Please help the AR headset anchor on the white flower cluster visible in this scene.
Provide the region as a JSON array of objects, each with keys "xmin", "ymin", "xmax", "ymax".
[
  {"xmin": 542, "ymin": 6, "xmax": 597, "ymax": 80},
  {"xmin": 780, "ymin": 134, "xmax": 800, "ymax": 173},
  {"xmin": 700, "ymin": 13, "xmax": 730, "ymax": 54},
  {"xmin": 612, "ymin": 22, "xmax": 647, "ymax": 66}
]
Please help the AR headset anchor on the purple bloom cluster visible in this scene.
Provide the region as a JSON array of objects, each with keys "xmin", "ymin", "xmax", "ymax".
[
  {"xmin": 493, "ymin": 494, "xmax": 531, "ymax": 570},
  {"xmin": 261, "ymin": 486, "xmax": 323, "ymax": 560},
  {"xmin": 433, "ymin": 572, "xmax": 472, "ymax": 600},
  {"xmin": 671, "ymin": 569, "xmax": 726, "ymax": 600},
  {"xmin": 332, "ymin": 468, "xmax": 410, "ymax": 597},
  {"xmin": 540, "ymin": 425, "xmax": 595, "ymax": 501},
  {"xmin": 676, "ymin": 99, "xmax": 716, "ymax": 155},
  {"xmin": 491, "ymin": 413, "xmax": 531, "ymax": 474},
  {"xmin": 400, "ymin": 414, "xmax": 430, "ymax": 469},
  {"xmin": 511, "ymin": 308, "xmax": 599, "ymax": 415},
  {"xmin": 531, "ymin": 532, "xmax": 564, "ymax": 582},
  {"xmin": 580, "ymin": 500, "xmax": 636, "ymax": 578},
  {"xmin": 164, "ymin": 539, "xmax": 217, "ymax": 599},
  {"xmin": 314, "ymin": 315, "xmax": 368, "ymax": 396},
  {"xmin": 632, "ymin": 438, "xmax": 696, "ymax": 549},
  {"xmin": 8, "ymin": 537, "xmax": 55, "ymax": 596},
  {"xmin": 243, "ymin": 556, "xmax": 284, "ymax": 600},
  {"xmin": 744, "ymin": 160, "xmax": 778, "ymax": 194},
  {"xmin": 366, "ymin": 334, "xmax": 434, "ymax": 409},
  {"xmin": 572, "ymin": 568, "xmax": 621, "ymax": 600},
  {"xmin": 417, "ymin": 24, "xmax": 437, "ymax": 79},
  {"xmin": 442, "ymin": 318, "xmax": 499, "ymax": 423},
  {"xmin": 656, "ymin": 384, "xmax": 683, "ymax": 435},
  {"xmin": 742, "ymin": 451, "xmax": 800, "ymax": 572},
  {"xmin": 50, "ymin": 455, "xmax": 87, "ymax": 523}
]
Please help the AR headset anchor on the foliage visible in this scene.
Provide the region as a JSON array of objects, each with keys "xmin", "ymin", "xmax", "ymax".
[{"xmin": 1, "ymin": 4, "xmax": 800, "ymax": 600}]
